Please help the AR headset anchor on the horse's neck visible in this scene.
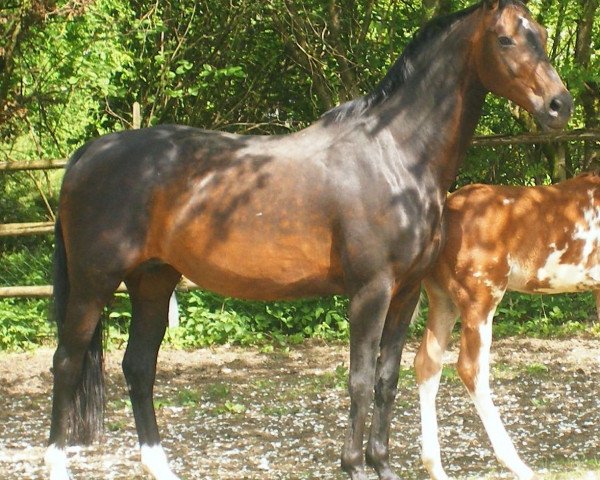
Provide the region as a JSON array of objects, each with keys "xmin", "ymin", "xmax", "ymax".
[{"xmin": 373, "ymin": 19, "xmax": 486, "ymax": 192}]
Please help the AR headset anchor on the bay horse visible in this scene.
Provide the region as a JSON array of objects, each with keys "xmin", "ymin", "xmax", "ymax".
[
  {"xmin": 415, "ymin": 173, "xmax": 600, "ymax": 480},
  {"xmin": 45, "ymin": 1, "xmax": 571, "ymax": 479}
]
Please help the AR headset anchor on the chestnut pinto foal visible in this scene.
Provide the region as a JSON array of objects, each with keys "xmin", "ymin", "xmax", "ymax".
[
  {"xmin": 46, "ymin": 1, "xmax": 571, "ymax": 479},
  {"xmin": 415, "ymin": 173, "xmax": 600, "ymax": 480}
]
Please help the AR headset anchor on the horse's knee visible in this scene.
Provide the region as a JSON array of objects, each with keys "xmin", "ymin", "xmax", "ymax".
[
  {"xmin": 348, "ymin": 373, "xmax": 373, "ymax": 404},
  {"xmin": 373, "ymin": 377, "xmax": 397, "ymax": 407},
  {"xmin": 414, "ymin": 346, "xmax": 443, "ymax": 385},
  {"xmin": 457, "ymin": 322, "xmax": 491, "ymax": 393},
  {"xmin": 456, "ymin": 351, "xmax": 477, "ymax": 394},
  {"xmin": 52, "ymin": 345, "xmax": 86, "ymax": 386}
]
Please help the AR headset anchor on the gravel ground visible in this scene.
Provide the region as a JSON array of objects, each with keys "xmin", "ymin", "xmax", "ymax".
[{"xmin": 0, "ymin": 336, "xmax": 599, "ymax": 480}]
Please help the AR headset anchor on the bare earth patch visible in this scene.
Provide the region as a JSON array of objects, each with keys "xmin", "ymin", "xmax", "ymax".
[{"xmin": 0, "ymin": 337, "xmax": 599, "ymax": 479}]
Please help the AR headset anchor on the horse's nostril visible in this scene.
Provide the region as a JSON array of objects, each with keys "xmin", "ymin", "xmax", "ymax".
[{"xmin": 549, "ymin": 98, "xmax": 562, "ymax": 113}]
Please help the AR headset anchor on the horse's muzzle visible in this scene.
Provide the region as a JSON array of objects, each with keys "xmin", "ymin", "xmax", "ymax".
[{"xmin": 539, "ymin": 90, "xmax": 573, "ymax": 130}]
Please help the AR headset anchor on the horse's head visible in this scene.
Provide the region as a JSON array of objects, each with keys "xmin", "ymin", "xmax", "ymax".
[{"xmin": 474, "ymin": 0, "xmax": 572, "ymax": 130}]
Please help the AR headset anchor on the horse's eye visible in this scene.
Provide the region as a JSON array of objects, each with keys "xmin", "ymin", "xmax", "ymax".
[{"xmin": 498, "ymin": 36, "xmax": 515, "ymax": 47}]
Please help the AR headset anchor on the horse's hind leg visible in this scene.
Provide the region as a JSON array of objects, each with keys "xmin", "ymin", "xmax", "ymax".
[
  {"xmin": 366, "ymin": 284, "xmax": 420, "ymax": 480},
  {"xmin": 46, "ymin": 279, "xmax": 120, "ymax": 480},
  {"xmin": 414, "ymin": 281, "xmax": 459, "ymax": 480},
  {"xmin": 456, "ymin": 297, "xmax": 534, "ymax": 480},
  {"xmin": 122, "ymin": 262, "xmax": 181, "ymax": 480}
]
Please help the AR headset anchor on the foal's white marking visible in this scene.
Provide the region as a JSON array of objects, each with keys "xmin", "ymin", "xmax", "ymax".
[
  {"xmin": 44, "ymin": 444, "xmax": 70, "ymax": 480},
  {"xmin": 536, "ymin": 202, "xmax": 600, "ymax": 292},
  {"xmin": 536, "ymin": 244, "xmax": 592, "ymax": 292},
  {"xmin": 419, "ymin": 372, "xmax": 449, "ymax": 480},
  {"xmin": 469, "ymin": 315, "xmax": 534, "ymax": 480},
  {"xmin": 472, "ymin": 270, "xmax": 506, "ymax": 302},
  {"xmin": 141, "ymin": 444, "xmax": 180, "ymax": 480},
  {"xmin": 506, "ymin": 255, "xmax": 533, "ymax": 291},
  {"xmin": 536, "ymin": 204, "xmax": 600, "ymax": 292},
  {"xmin": 575, "ymin": 203, "xmax": 600, "ymax": 260}
]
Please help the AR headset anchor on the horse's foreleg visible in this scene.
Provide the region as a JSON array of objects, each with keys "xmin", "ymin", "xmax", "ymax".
[
  {"xmin": 341, "ymin": 274, "xmax": 393, "ymax": 480},
  {"xmin": 365, "ymin": 284, "xmax": 420, "ymax": 480},
  {"xmin": 414, "ymin": 282, "xmax": 459, "ymax": 480},
  {"xmin": 123, "ymin": 264, "xmax": 181, "ymax": 480},
  {"xmin": 457, "ymin": 307, "xmax": 534, "ymax": 480}
]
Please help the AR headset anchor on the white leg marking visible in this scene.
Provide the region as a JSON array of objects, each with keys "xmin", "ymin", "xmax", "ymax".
[
  {"xmin": 470, "ymin": 318, "xmax": 534, "ymax": 480},
  {"xmin": 44, "ymin": 444, "xmax": 70, "ymax": 480},
  {"xmin": 141, "ymin": 444, "xmax": 180, "ymax": 480},
  {"xmin": 168, "ymin": 292, "xmax": 180, "ymax": 328},
  {"xmin": 419, "ymin": 372, "xmax": 449, "ymax": 480}
]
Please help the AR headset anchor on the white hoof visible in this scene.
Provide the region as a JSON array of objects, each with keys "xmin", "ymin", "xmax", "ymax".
[
  {"xmin": 422, "ymin": 456, "xmax": 449, "ymax": 480},
  {"xmin": 44, "ymin": 444, "xmax": 70, "ymax": 480},
  {"xmin": 141, "ymin": 444, "xmax": 180, "ymax": 480},
  {"xmin": 515, "ymin": 466, "xmax": 535, "ymax": 480}
]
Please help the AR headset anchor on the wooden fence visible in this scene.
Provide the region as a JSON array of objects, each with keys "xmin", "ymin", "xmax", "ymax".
[{"xmin": 2, "ymin": 127, "xmax": 599, "ymax": 299}]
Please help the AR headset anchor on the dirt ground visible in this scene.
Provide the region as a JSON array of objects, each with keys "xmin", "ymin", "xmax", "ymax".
[{"xmin": 0, "ymin": 337, "xmax": 599, "ymax": 480}]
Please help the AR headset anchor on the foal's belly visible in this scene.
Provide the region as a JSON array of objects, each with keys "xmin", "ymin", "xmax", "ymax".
[{"xmin": 507, "ymin": 252, "xmax": 600, "ymax": 294}]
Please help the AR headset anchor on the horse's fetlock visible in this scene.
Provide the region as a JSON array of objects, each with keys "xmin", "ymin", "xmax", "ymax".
[
  {"xmin": 341, "ymin": 448, "xmax": 363, "ymax": 473},
  {"xmin": 365, "ymin": 441, "xmax": 387, "ymax": 467}
]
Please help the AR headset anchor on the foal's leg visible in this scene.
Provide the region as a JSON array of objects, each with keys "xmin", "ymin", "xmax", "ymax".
[
  {"xmin": 45, "ymin": 281, "xmax": 118, "ymax": 480},
  {"xmin": 123, "ymin": 264, "xmax": 181, "ymax": 480},
  {"xmin": 414, "ymin": 282, "xmax": 459, "ymax": 480},
  {"xmin": 457, "ymin": 300, "xmax": 534, "ymax": 480},
  {"xmin": 341, "ymin": 273, "xmax": 393, "ymax": 480},
  {"xmin": 366, "ymin": 284, "xmax": 420, "ymax": 480}
]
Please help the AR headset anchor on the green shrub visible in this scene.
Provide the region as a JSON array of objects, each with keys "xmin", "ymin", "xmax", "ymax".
[
  {"xmin": 0, "ymin": 298, "xmax": 54, "ymax": 350},
  {"xmin": 172, "ymin": 291, "xmax": 349, "ymax": 348}
]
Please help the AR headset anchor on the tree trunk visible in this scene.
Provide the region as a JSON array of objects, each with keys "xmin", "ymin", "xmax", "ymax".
[{"xmin": 575, "ymin": 0, "xmax": 600, "ymax": 166}]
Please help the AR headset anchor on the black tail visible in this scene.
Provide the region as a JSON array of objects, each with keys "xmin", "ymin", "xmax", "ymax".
[{"xmin": 53, "ymin": 216, "xmax": 105, "ymax": 444}]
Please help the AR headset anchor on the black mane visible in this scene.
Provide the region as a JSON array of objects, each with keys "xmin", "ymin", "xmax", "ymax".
[{"xmin": 322, "ymin": 2, "xmax": 486, "ymax": 122}]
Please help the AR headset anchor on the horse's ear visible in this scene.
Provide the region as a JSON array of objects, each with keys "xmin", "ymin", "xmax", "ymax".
[
  {"xmin": 483, "ymin": 0, "xmax": 500, "ymax": 9},
  {"xmin": 484, "ymin": 0, "xmax": 522, "ymax": 9}
]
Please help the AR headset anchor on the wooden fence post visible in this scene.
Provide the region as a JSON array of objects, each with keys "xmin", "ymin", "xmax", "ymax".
[{"xmin": 132, "ymin": 101, "xmax": 141, "ymax": 130}]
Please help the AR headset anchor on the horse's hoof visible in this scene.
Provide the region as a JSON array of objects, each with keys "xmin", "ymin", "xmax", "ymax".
[{"xmin": 45, "ymin": 445, "xmax": 71, "ymax": 480}]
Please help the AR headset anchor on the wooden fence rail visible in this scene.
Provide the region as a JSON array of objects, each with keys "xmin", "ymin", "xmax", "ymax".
[
  {"xmin": 0, "ymin": 158, "xmax": 67, "ymax": 172},
  {"xmin": 471, "ymin": 128, "xmax": 600, "ymax": 146},
  {"xmin": 0, "ymin": 279, "xmax": 198, "ymax": 299},
  {"xmin": 0, "ymin": 222, "xmax": 54, "ymax": 237}
]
